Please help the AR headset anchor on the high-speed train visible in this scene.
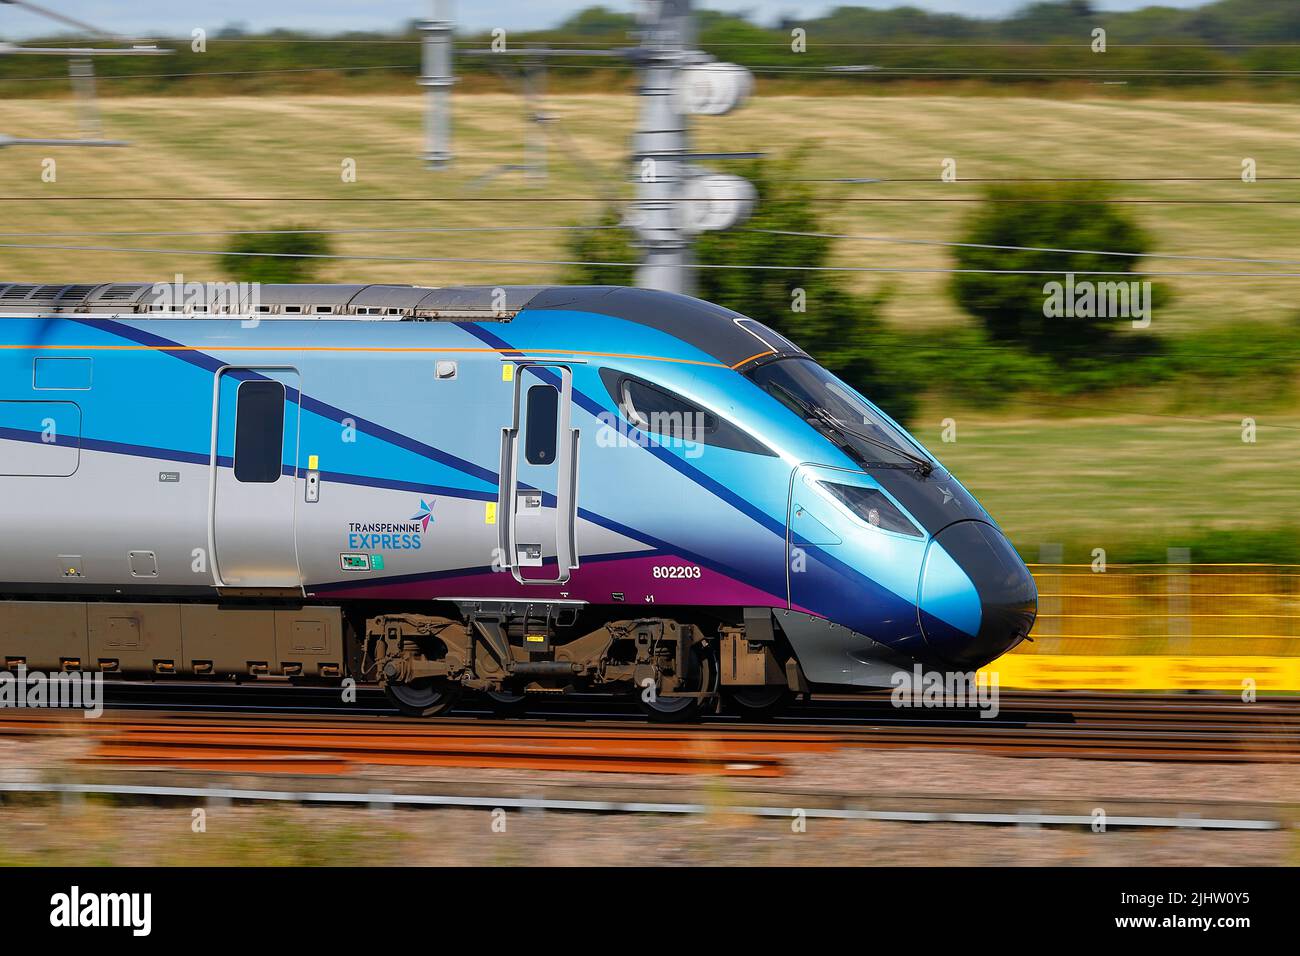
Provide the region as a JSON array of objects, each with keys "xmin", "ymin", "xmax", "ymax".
[{"xmin": 0, "ymin": 281, "xmax": 1035, "ymax": 719}]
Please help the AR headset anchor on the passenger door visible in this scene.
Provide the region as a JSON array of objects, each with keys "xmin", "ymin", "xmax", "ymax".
[
  {"xmin": 211, "ymin": 368, "xmax": 302, "ymax": 588},
  {"xmin": 498, "ymin": 363, "xmax": 579, "ymax": 584}
]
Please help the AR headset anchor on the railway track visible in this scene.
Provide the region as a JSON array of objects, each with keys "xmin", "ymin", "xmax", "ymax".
[{"xmin": 0, "ymin": 686, "xmax": 1296, "ymax": 774}]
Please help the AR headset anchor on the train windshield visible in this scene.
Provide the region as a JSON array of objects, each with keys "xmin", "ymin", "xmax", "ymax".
[{"xmin": 747, "ymin": 358, "xmax": 934, "ymax": 469}]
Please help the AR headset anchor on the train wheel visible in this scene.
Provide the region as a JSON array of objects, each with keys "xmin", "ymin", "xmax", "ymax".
[
  {"xmin": 636, "ymin": 655, "xmax": 714, "ymax": 723},
  {"xmin": 384, "ymin": 677, "xmax": 461, "ymax": 718},
  {"xmin": 637, "ymin": 689, "xmax": 701, "ymax": 722},
  {"xmin": 484, "ymin": 689, "xmax": 529, "ymax": 717},
  {"xmin": 723, "ymin": 687, "xmax": 793, "ymax": 722}
]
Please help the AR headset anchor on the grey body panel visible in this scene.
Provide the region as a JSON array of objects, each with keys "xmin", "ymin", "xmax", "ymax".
[
  {"xmin": 0, "ymin": 440, "xmax": 213, "ymax": 589},
  {"xmin": 773, "ymin": 609, "xmax": 914, "ymax": 688}
]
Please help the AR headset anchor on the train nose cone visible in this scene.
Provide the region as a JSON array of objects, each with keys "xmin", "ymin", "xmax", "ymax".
[{"xmin": 918, "ymin": 520, "xmax": 1037, "ymax": 670}]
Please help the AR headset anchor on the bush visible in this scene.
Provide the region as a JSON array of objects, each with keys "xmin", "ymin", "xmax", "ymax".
[
  {"xmin": 564, "ymin": 211, "xmax": 636, "ymax": 287},
  {"xmin": 949, "ymin": 183, "xmax": 1166, "ymax": 358},
  {"xmin": 218, "ymin": 226, "xmax": 334, "ymax": 284}
]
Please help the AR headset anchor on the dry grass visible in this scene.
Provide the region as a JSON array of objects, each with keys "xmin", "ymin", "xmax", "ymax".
[
  {"xmin": 0, "ymin": 93, "xmax": 1296, "ymax": 333},
  {"xmin": 925, "ymin": 412, "xmax": 1300, "ymax": 550}
]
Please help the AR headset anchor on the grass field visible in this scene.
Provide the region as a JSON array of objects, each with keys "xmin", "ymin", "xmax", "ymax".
[
  {"xmin": 0, "ymin": 93, "xmax": 1296, "ymax": 555},
  {"xmin": 926, "ymin": 412, "xmax": 1300, "ymax": 559}
]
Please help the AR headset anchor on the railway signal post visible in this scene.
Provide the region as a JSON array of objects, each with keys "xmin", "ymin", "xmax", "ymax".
[
  {"xmin": 631, "ymin": 0, "xmax": 757, "ymax": 295},
  {"xmin": 419, "ymin": 0, "xmax": 455, "ymax": 169}
]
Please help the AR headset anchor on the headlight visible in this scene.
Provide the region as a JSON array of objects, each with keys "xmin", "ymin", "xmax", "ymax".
[{"xmin": 818, "ymin": 481, "xmax": 922, "ymax": 537}]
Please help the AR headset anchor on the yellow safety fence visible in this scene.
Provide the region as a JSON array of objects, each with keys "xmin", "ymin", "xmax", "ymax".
[
  {"xmin": 977, "ymin": 655, "xmax": 1300, "ymax": 692},
  {"xmin": 978, "ymin": 565, "xmax": 1300, "ymax": 691}
]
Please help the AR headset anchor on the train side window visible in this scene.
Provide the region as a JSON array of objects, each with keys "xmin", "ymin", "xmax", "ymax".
[
  {"xmin": 597, "ymin": 368, "xmax": 776, "ymax": 457},
  {"xmin": 234, "ymin": 380, "xmax": 286, "ymax": 483},
  {"xmin": 620, "ymin": 377, "xmax": 716, "ymax": 443},
  {"xmin": 524, "ymin": 383, "xmax": 559, "ymax": 465}
]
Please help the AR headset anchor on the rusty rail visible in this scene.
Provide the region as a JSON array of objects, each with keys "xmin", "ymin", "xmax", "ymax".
[{"xmin": 0, "ymin": 692, "xmax": 1297, "ymax": 772}]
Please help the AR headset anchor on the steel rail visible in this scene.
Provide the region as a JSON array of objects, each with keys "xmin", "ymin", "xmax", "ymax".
[{"xmin": 0, "ymin": 781, "xmax": 1284, "ymax": 832}]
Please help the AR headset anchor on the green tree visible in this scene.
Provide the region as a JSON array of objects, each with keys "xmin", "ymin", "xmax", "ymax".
[
  {"xmin": 554, "ymin": 6, "xmax": 636, "ymax": 36},
  {"xmin": 563, "ymin": 157, "xmax": 915, "ymax": 421},
  {"xmin": 950, "ymin": 183, "xmax": 1164, "ymax": 357},
  {"xmin": 218, "ymin": 227, "xmax": 334, "ymax": 284}
]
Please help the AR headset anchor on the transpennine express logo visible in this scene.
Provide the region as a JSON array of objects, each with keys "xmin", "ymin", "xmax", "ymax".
[
  {"xmin": 410, "ymin": 498, "xmax": 435, "ymax": 532},
  {"xmin": 346, "ymin": 498, "xmax": 434, "ymax": 551}
]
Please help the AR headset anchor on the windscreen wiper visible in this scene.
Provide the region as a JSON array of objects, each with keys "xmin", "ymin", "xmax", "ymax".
[{"xmin": 809, "ymin": 406, "xmax": 934, "ymax": 476}]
